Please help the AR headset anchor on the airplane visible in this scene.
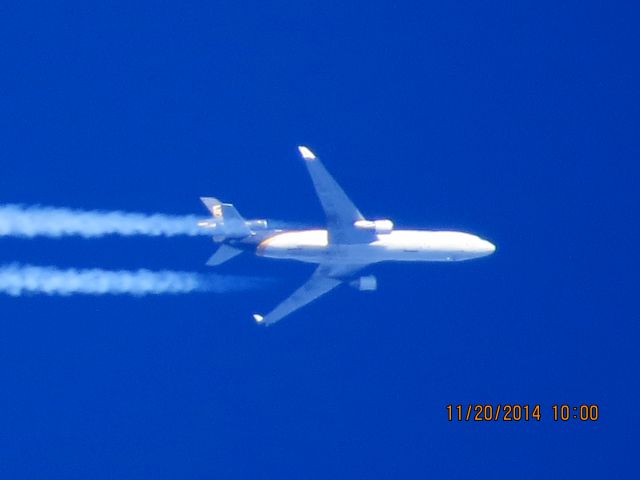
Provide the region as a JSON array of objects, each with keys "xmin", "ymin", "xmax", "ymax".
[{"xmin": 198, "ymin": 146, "xmax": 495, "ymax": 326}]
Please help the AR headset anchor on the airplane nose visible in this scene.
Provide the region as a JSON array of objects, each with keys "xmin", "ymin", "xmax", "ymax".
[{"xmin": 482, "ymin": 240, "xmax": 496, "ymax": 255}]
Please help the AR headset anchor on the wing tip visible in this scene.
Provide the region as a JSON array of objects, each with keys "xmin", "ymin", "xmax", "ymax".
[{"xmin": 297, "ymin": 145, "xmax": 317, "ymax": 161}]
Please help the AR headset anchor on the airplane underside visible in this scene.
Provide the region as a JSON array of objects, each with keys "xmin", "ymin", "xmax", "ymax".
[{"xmin": 198, "ymin": 146, "xmax": 495, "ymax": 325}]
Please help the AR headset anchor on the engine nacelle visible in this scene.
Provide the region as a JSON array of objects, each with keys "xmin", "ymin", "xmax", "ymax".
[
  {"xmin": 353, "ymin": 219, "xmax": 394, "ymax": 234},
  {"xmin": 245, "ymin": 219, "xmax": 268, "ymax": 230},
  {"xmin": 197, "ymin": 220, "xmax": 218, "ymax": 229},
  {"xmin": 349, "ymin": 275, "xmax": 377, "ymax": 291}
]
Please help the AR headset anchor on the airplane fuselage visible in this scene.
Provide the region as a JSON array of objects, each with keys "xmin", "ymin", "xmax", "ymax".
[
  {"xmin": 256, "ymin": 229, "xmax": 495, "ymax": 264},
  {"xmin": 200, "ymin": 145, "xmax": 496, "ymax": 325}
]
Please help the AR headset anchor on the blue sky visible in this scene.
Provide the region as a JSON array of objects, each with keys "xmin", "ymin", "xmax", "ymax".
[{"xmin": 0, "ymin": 1, "xmax": 638, "ymax": 478}]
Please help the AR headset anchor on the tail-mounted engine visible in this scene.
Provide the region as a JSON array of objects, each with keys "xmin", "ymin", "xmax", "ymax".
[
  {"xmin": 245, "ymin": 219, "xmax": 268, "ymax": 230},
  {"xmin": 349, "ymin": 275, "xmax": 377, "ymax": 291},
  {"xmin": 354, "ymin": 219, "xmax": 394, "ymax": 234}
]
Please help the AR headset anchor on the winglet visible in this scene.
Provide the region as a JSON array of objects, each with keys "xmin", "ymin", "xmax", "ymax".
[
  {"xmin": 252, "ymin": 314, "xmax": 265, "ymax": 324},
  {"xmin": 297, "ymin": 145, "xmax": 317, "ymax": 161}
]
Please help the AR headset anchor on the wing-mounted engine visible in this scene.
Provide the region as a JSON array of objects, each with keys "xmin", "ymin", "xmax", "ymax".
[
  {"xmin": 354, "ymin": 219, "xmax": 394, "ymax": 234},
  {"xmin": 349, "ymin": 275, "xmax": 377, "ymax": 291}
]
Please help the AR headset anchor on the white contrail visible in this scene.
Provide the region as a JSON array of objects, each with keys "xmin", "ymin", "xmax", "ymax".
[
  {"xmin": 0, "ymin": 264, "xmax": 266, "ymax": 296},
  {"xmin": 0, "ymin": 204, "xmax": 209, "ymax": 238}
]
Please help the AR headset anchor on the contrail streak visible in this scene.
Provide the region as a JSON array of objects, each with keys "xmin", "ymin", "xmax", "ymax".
[
  {"xmin": 0, "ymin": 204, "xmax": 209, "ymax": 238},
  {"xmin": 0, "ymin": 264, "xmax": 267, "ymax": 296}
]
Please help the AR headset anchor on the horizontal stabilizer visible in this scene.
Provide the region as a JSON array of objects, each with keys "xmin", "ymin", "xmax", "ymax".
[{"xmin": 206, "ymin": 244, "xmax": 243, "ymax": 266}]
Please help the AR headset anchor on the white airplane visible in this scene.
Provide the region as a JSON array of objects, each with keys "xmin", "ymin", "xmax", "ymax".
[{"xmin": 199, "ymin": 146, "xmax": 495, "ymax": 325}]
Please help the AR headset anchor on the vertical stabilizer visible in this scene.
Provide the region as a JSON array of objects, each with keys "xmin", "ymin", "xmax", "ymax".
[{"xmin": 199, "ymin": 197, "xmax": 251, "ymax": 238}]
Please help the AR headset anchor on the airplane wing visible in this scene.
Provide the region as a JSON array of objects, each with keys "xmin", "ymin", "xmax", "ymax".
[
  {"xmin": 298, "ymin": 146, "xmax": 373, "ymax": 244},
  {"xmin": 253, "ymin": 263, "xmax": 365, "ymax": 326}
]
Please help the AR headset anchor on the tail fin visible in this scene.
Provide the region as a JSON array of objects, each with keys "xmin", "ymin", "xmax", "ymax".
[{"xmin": 200, "ymin": 197, "xmax": 251, "ymax": 238}]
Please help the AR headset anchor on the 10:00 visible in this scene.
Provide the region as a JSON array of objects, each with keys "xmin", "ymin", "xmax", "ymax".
[{"xmin": 552, "ymin": 404, "xmax": 599, "ymax": 421}]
